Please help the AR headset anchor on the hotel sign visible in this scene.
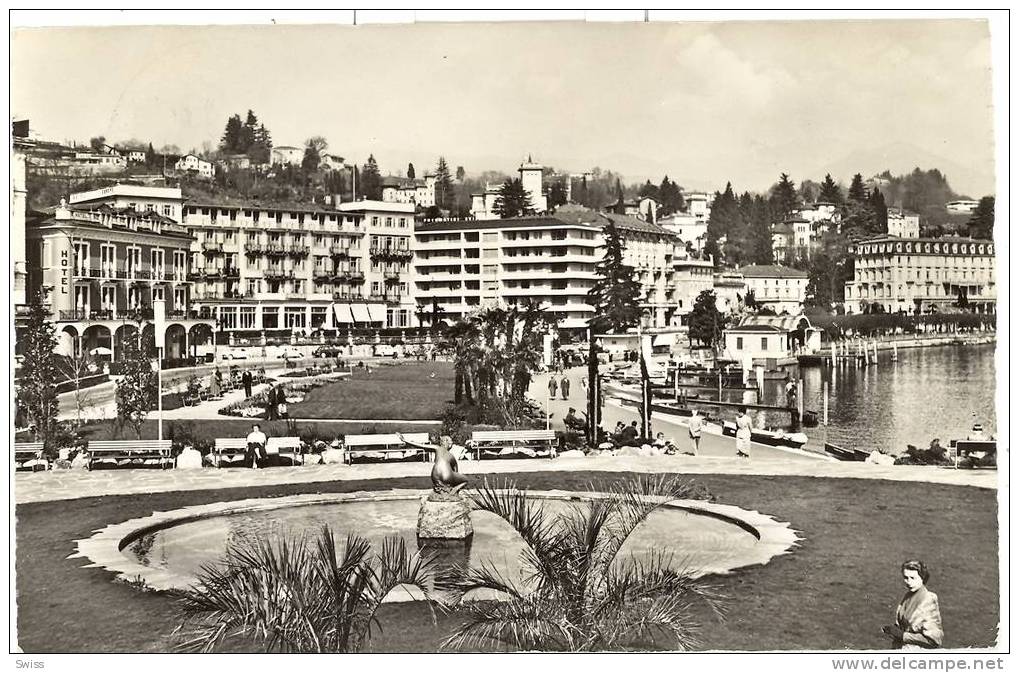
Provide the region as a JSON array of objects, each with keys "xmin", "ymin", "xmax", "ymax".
[{"xmin": 60, "ymin": 246, "xmax": 70, "ymax": 294}]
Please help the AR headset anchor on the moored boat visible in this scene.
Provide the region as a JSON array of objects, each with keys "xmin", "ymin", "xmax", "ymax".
[{"xmin": 722, "ymin": 421, "xmax": 808, "ymax": 450}]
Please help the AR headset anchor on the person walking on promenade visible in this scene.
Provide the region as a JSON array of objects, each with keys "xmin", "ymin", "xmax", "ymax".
[
  {"xmin": 242, "ymin": 369, "xmax": 253, "ymax": 399},
  {"xmin": 245, "ymin": 423, "xmax": 268, "ymax": 469},
  {"xmin": 688, "ymin": 409, "xmax": 703, "ymax": 456},
  {"xmin": 548, "ymin": 375, "xmax": 558, "ymax": 400},
  {"xmin": 882, "ymin": 560, "xmax": 943, "ymax": 649},
  {"xmin": 276, "ymin": 384, "xmax": 288, "ymax": 419},
  {"xmin": 210, "ymin": 367, "xmax": 222, "ymax": 398},
  {"xmin": 561, "ymin": 375, "xmax": 571, "ymax": 400},
  {"xmin": 735, "ymin": 407, "xmax": 753, "ymax": 459},
  {"xmin": 266, "ymin": 385, "xmax": 278, "ymax": 421}
]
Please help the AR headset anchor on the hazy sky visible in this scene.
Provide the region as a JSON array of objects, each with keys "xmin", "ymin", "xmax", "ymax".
[{"xmin": 11, "ymin": 19, "xmax": 996, "ymax": 195}]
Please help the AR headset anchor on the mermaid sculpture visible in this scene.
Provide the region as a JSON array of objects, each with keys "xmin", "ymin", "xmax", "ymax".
[{"xmin": 397, "ymin": 433, "xmax": 469, "ymax": 494}]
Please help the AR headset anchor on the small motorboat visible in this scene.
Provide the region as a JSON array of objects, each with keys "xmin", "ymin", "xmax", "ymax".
[
  {"xmin": 722, "ymin": 421, "xmax": 808, "ymax": 450},
  {"xmin": 823, "ymin": 442, "xmax": 870, "ymax": 462}
]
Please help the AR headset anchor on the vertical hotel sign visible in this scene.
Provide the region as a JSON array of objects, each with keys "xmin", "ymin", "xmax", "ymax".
[{"xmin": 60, "ymin": 238, "xmax": 71, "ymax": 294}]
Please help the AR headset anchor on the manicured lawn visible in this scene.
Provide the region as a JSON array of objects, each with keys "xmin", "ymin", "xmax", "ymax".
[
  {"xmin": 69, "ymin": 418, "xmax": 439, "ymax": 444},
  {"xmin": 15, "ymin": 472, "xmax": 998, "ymax": 652},
  {"xmin": 287, "ymin": 361, "xmax": 455, "ymax": 420}
]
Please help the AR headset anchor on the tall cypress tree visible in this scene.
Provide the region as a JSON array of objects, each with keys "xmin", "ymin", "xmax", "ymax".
[
  {"xmin": 748, "ymin": 195, "xmax": 775, "ymax": 265},
  {"xmin": 968, "ymin": 196, "xmax": 995, "ymax": 239},
  {"xmin": 868, "ymin": 188, "xmax": 888, "ymax": 233},
  {"xmin": 435, "ymin": 157, "xmax": 455, "ymax": 211},
  {"xmin": 18, "ymin": 293, "xmax": 60, "ymax": 450},
  {"xmin": 407, "ymin": 163, "xmax": 416, "ymax": 179},
  {"xmin": 706, "ymin": 183, "xmax": 743, "ymax": 265},
  {"xmin": 361, "ymin": 155, "xmax": 382, "ymax": 200}
]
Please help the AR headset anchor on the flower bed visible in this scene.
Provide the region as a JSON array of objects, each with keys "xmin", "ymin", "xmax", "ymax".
[{"xmin": 218, "ymin": 377, "xmax": 335, "ymax": 418}]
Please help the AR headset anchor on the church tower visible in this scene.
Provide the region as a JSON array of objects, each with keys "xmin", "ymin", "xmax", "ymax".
[{"xmin": 518, "ymin": 155, "xmax": 547, "ymax": 214}]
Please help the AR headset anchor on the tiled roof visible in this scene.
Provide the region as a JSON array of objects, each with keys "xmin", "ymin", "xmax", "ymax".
[
  {"xmin": 737, "ymin": 264, "xmax": 809, "ymax": 278},
  {"xmin": 598, "ymin": 212, "xmax": 677, "ymax": 238}
]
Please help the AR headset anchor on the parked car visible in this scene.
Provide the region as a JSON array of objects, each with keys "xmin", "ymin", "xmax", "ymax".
[
  {"xmin": 314, "ymin": 345, "xmax": 342, "ymax": 358},
  {"xmin": 221, "ymin": 350, "xmax": 249, "ymax": 360},
  {"xmin": 374, "ymin": 344, "xmax": 398, "ymax": 358},
  {"xmin": 279, "ymin": 349, "xmax": 304, "ymax": 359}
]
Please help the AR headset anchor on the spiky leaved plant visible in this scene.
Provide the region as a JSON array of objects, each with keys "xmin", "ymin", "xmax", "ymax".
[
  {"xmin": 174, "ymin": 526, "xmax": 434, "ymax": 653},
  {"xmin": 438, "ymin": 475, "xmax": 726, "ymax": 652}
]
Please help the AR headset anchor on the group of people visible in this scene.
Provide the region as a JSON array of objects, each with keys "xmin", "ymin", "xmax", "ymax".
[
  {"xmin": 548, "ymin": 374, "xmax": 573, "ymax": 400},
  {"xmin": 264, "ymin": 383, "xmax": 289, "ymax": 420}
]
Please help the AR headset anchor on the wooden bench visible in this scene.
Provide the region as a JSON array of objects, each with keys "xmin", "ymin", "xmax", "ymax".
[
  {"xmin": 470, "ymin": 430, "xmax": 558, "ymax": 460},
  {"xmin": 950, "ymin": 440, "xmax": 997, "ymax": 469},
  {"xmin": 87, "ymin": 440, "xmax": 174, "ymax": 470},
  {"xmin": 343, "ymin": 432, "xmax": 430, "ymax": 465},
  {"xmin": 14, "ymin": 442, "xmax": 48, "ymax": 472},
  {"xmin": 212, "ymin": 437, "xmax": 251, "ymax": 468},
  {"xmin": 266, "ymin": 436, "xmax": 303, "ymax": 466}
]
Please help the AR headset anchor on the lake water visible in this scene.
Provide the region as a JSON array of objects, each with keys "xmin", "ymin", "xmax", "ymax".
[{"xmin": 758, "ymin": 343, "xmax": 999, "ymax": 453}]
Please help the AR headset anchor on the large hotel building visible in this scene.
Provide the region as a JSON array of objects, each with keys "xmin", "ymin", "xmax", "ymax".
[
  {"xmin": 844, "ymin": 236, "xmax": 996, "ymax": 314},
  {"xmin": 181, "ymin": 199, "xmax": 418, "ymax": 334}
]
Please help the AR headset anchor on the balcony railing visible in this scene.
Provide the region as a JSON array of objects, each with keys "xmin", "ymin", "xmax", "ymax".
[
  {"xmin": 263, "ymin": 269, "xmax": 294, "ymax": 280},
  {"xmin": 224, "ymin": 267, "xmax": 240, "ymax": 278},
  {"xmin": 244, "ymin": 243, "xmax": 264, "ymax": 254},
  {"xmin": 202, "ymin": 242, "xmax": 224, "ymax": 252},
  {"xmin": 287, "ymin": 245, "xmax": 311, "ymax": 257},
  {"xmin": 265, "ymin": 245, "xmax": 287, "ymax": 256},
  {"xmin": 330, "ymin": 245, "xmax": 351, "ymax": 256}
]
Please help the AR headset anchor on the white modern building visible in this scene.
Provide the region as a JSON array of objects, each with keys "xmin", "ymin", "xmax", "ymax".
[
  {"xmin": 738, "ymin": 264, "xmax": 809, "ymax": 314},
  {"xmin": 722, "ymin": 314, "xmax": 822, "ymax": 362},
  {"xmin": 174, "ymin": 154, "xmax": 214, "ymax": 179},
  {"xmin": 844, "ymin": 236, "xmax": 996, "ymax": 314},
  {"xmin": 887, "ymin": 209, "xmax": 921, "ymax": 238},
  {"xmin": 413, "ymin": 209, "xmax": 678, "ymax": 332},
  {"xmin": 712, "ymin": 270, "xmax": 746, "ymax": 313}
]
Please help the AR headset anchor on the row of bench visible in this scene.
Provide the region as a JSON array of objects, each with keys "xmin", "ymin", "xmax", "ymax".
[{"xmin": 14, "ymin": 429, "xmax": 559, "ymax": 471}]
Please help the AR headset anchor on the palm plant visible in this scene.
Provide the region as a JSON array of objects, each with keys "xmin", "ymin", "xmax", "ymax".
[
  {"xmin": 438, "ymin": 475, "xmax": 726, "ymax": 652},
  {"xmin": 440, "ymin": 319, "xmax": 481, "ymax": 404},
  {"xmin": 174, "ymin": 526, "xmax": 434, "ymax": 653}
]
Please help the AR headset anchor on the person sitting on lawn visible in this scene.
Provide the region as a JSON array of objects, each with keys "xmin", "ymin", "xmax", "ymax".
[
  {"xmin": 245, "ymin": 423, "xmax": 268, "ymax": 469},
  {"xmin": 618, "ymin": 421, "xmax": 639, "ymax": 446},
  {"xmin": 564, "ymin": 407, "xmax": 587, "ymax": 432}
]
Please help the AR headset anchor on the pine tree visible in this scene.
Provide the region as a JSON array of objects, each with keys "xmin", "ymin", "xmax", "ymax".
[
  {"xmin": 638, "ymin": 180, "xmax": 659, "ymax": 200},
  {"xmin": 435, "ymin": 157, "xmax": 455, "ymax": 211},
  {"xmin": 145, "ymin": 142, "xmax": 157, "ymax": 166},
  {"xmin": 687, "ymin": 290, "xmax": 727, "ymax": 348},
  {"xmin": 302, "ymin": 136, "xmax": 327, "ymax": 172},
  {"xmin": 968, "ymin": 196, "xmax": 994, "ymax": 240},
  {"xmin": 658, "ymin": 176, "xmax": 684, "ymax": 216},
  {"xmin": 18, "ymin": 293, "xmax": 60, "ymax": 449},
  {"xmin": 492, "ymin": 178, "xmax": 534, "ymax": 218},
  {"xmin": 220, "ymin": 114, "xmax": 243, "ymax": 152},
  {"xmin": 706, "ymin": 183, "xmax": 743, "ymax": 265},
  {"xmin": 352, "ymin": 165, "xmax": 361, "ymax": 200},
  {"xmin": 848, "ymin": 173, "xmax": 868, "ymax": 202},
  {"xmin": 819, "ymin": 174, "xmax": 842, "ymax": 203},
  {"xmin": 587, "ymin": 221, "xmax": 642, "ymax": 333},
  {"xmin": 361, "ymin": 155, "xmax": 382, "ymax": 200},
  {"xmin": 769, "ymin": 173, "xmax": 799, "ymax": 220},
  {"xmin": 548, "ymin": 180, "xmax": 568, "ymax": 208},
  {"xmin": 455, "ymin": 165, "xmax": 465, "ymax": 182},
  {"xmin": 115, "ymin": 334, "xmax": 157, "ymax": 439},
  {"xmin": 407, "ymin": 163, "xmax": 416, "ymax": 179},
  {"xmin": 748, "ymin": 195, "xmax": 775, "ymax": 265},
  {"xmin": 239, "ymin": 110, "xmax": 259, "ymax": 152}
]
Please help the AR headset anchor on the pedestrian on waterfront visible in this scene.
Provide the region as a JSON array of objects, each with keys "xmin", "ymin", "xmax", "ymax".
[
  {"xmin": 276, "ymin": 384, "xmax": 289, "ymax": 419},
  {"xmin": 265, "ymin": 385, "xmax": 278, "ymax": 421},
  {"xmin": 882, "ymin": 560, "xmax": 943, "ymax": 649},
  {"xmin": 548, "ymin": 376, "xmax": 558, "ymax": 400},
  {"xmin": 581, "ymin": 376, "xmax": 588, "ymax": 395},
  {"xmin": 785, "ymin": 378, "xmax": 797, "ymax": 408},
  {"xmin": 688, "ymin": 409, "xmax": 703, "ymax": 456},
  {"xmin": 245, "ymin": 423, "xmax": 268, "ymax": 469},
  {"xmin": 242, "ymin": 369, "xmax": 253, "ymax": 399},
  {"xmin": 735, "ymin": 407, "xmax": 752, "ymax": 459},
  {"xmin": 561, "ymin": 375, "xmax": 571, "ymax": 400},
  {"xmin": 210, "ymin": 367, "xmax": 222, "ymax": 398}
]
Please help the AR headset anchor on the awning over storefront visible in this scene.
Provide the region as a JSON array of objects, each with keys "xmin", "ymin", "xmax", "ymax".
[
  {"xmin": 652, "ymin": 334, "xmax": 672, "ymax": 347},
  {"xmin": 332, "ymin": 303, "xmax": 354, "ymax": 324},
  {"xmin": 350, "ymin": 303, "xmax": 371, "ymax": 323},
  {"xmin": 367, "ymin": 304, "xmax": 386, "ymax": 324}
]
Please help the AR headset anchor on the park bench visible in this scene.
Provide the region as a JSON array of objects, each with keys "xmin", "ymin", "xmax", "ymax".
[
  {"xmin": 14, "ymin": 442, "xmax": 48, "ymax": 472},
  {"xmin": 343, "ymin": 432, "xmax": 430, "ymax": 465},
  {"xmin": 211, "ymin": 437, "xmax": 251, "ymax": 468},
  {"xmin": 950, "ymin": 440, "xmax": 997, "ymax": 469},
  {"xmin": 469, "ymin": 429, "xmax": 558, "ymax": 460},
  {"xmin": 86, "ymin": 440, "xmax": 174, "ymax": 470},
  {"xmin": 266, "ymin": 436, "xmax": 303, "ymax": 466}
]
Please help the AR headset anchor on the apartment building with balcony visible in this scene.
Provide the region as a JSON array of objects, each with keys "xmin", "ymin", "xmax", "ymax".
[
  {"xmin": 69, "ymin": 184, "xmax": 185, "ymax": 223},
  {"xmin": 413, "ymin": 208, "xmax": 678, "ymax": 333},
  {"xmin": 181, "ymin": 199, "xmax": 417, "ymax": 334},
  {"xmin": 844, "ymin": 236, "xmax": 996, "ymax": 314},
  {"xmin": 24, "ymin": 200, "xmax": 213, "ymax": 360}
]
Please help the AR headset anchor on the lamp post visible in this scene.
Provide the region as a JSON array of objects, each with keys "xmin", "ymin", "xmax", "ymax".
[{"xmin": 636, "ymin": 309, "xmax": 653, "ymax": 441}]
